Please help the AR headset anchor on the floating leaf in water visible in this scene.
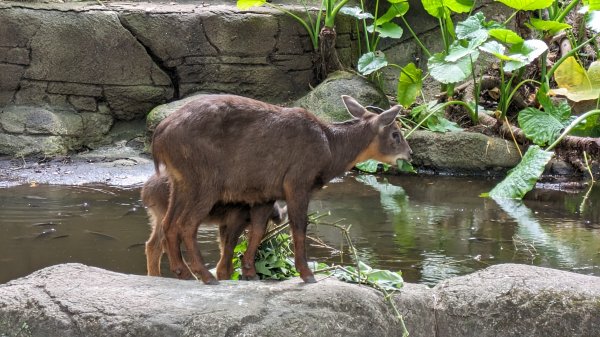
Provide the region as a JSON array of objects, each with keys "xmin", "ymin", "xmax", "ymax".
[
  {"xmin": 486, "ymin": 145, "xmax": 554, "ymax": 199},
  {"xmin": 355, "ymin": 159, "xmax": 383, "ymax": 173}
]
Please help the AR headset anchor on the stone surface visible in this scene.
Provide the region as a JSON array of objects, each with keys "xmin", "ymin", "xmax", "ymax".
[
  {"xmin": 407, "ymin": 130, "xmax": 522, "ymax": 173},
  {"xmin": 295, "ymin": 70, "xmax": 390, "ymax": 122},
  {"xmin": 1, "ymin": 263, "xmax": 598, "ymax": 337},
  {"xmin": 0, "ymin": 263, "xmax": 403, "ymax": 337},
  {"xmin": 430, "ymin": 263, "xmax": 600, "ymax": 337}
]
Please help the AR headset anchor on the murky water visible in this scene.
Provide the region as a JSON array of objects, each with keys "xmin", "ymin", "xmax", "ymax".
[{"xmin": 1, "ymin": 174, "xmax": 598, "ymax": 286}]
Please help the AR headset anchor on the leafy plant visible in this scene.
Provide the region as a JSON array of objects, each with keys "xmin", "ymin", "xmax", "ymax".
[
  {"xmin": 232, "ymin": 232, "xmax": 298, "ymax": 280},
  {"xmin": 485, "ymin": 109, "xmax": 600, "ymax": 200},
  {"xmin": 550, "ymin": 57, "xmax": 600, "ymax": 102}
]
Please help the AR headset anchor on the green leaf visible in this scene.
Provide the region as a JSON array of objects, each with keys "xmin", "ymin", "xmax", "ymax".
[
  {"xmin": 488, "ymin": 28, "xmax": 525, "ymax": 44},
  {"xmin": 375, "ymin": 2, "xmax": 410, "ymax": 24},
  {"xmin": 358, "ymin": 51, "xmax": 388, "ymax": 75},
  {"xmin": 422, "ymin": 0, "xmax": 472, "ymax": 18},
  {"xmin": 410, "ymin": 101, "xmax": 463, "ymax": 132},
  {"xmin": 488, "ymin": 145, "xmax": 554, "ymax": 199},
  {"xmin": 527, "ymin": 18, "xmax": 572, "ymax": 34},
  {"xmin": 255, "ymin": 260, "xmax": 273, "ymax": 276},
  {"xmin": 340, "ymin": 6, "xmax": 375, "ymax": 20},
  {"xmin": 397, "ymin": 159, "xmax": 417, "ymax": 173},
  {"xmin": 445, "ymin": 39, "xmax": 483, "ymax": 62},
  {"xmin": 584, "ymin": 0, "xmax": 600, "ymax": 11},
  {"xmin": 495, "ymin": 0, "xmax": 553, "ymax": 11},
  {"xmin": 397, "ymin": 62, "xmax": 423, "ymax": 107},
  {"xmin": 355, "ymin": 159, "xmax": 381, "ymax": 173},
  {"xmin": 479, "ymin": 40, "xmax": 521, "ymax": 61},
  {"xmin": 374, "ymin": 22, "xmax": 404, "ymax": 38},
  {"xmin": 518, "ymin": 104, "xmax": 573, "ymax": 146},
  {"xmin": 456, "ymin": 13, "xmax": 489, "ymax": 44},
  {"xmin": 428, "ymin": 52, "xmax": 475, "ymax": 84},
  {"xmin": 236, "ymin": 0, "xmax": 267, "ymax": 10},
  {"xmin": 504, "ymin": 39, "xmax": 548, "ymax": 72}
]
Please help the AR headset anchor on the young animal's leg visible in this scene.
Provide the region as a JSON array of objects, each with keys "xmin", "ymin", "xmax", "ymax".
[
  {"xmin": 240, "ymin": 203, "xmax": 273, "ymax": 280},
  {"xmin": 284, "ymin": 185, "xmax": 315, "ymax": 283},
  {"xmin": 145, "ymin": 213, "xmax": 163, "ymax": 276},
  {"xmin": 216, "ymin": 210, "xmax": 247, "ymax": 280}
]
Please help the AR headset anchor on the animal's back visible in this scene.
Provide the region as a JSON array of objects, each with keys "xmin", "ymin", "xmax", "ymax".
[{"xmin": 152, "ymin": 95, "xmax": 332, "ymax": 203}]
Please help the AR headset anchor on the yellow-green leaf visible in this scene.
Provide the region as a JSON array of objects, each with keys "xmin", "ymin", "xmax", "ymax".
[
  {"xmin": 495, "ymin": 0, "xmax": 553, "ymax": 10},
  {"xmin": 237, "ymin": 0, "xmax": 266, "ymax": 10},
  {"xmin": 550, "ymin": 58, "xmax": 600, "ymax": 102}
]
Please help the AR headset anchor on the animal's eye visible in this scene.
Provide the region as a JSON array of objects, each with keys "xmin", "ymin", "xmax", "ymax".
[{"xmin": 392, "ymin": 131, "xmax": 401, "ymax": 140}]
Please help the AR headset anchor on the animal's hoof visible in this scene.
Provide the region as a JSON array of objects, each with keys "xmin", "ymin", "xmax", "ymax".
[
  {"xmin": 302, "ymin": 275, "xmax": 317, "ymax": 283},
  {"xmin": 204, "ymin": 278, "xmax": 219, "ymax": 285},
  {"xmin": 174, "ymin": 268, "xmax": 192, "ymax": 280},
  {"xmin": 241, "ymin": 274, "xmax": 260, "ymax": 281}
]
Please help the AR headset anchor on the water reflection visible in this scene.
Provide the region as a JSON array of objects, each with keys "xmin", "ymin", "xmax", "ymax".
[{"xmin": 0, "ymin": 175, "xmax": 598, "ymax": 286}]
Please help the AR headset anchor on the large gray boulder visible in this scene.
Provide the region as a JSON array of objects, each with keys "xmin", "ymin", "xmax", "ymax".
[
  {"xmin": 0, "ymin": 263, "xmax": 403, "ymax": 337},
  {"xmin": 407, "ymin": 130, "xmax": 522, "ymax": 173},
  {"xmin": 294, "ymin": 71, "xmax": 390, "ymax": 122},
  {"xmin": 1, "ymin": 263, "xmax": 599, "ymax": 337}
]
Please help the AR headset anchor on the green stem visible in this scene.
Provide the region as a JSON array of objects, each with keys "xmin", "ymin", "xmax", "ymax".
[
  {"xmin": 503, "ymin": 10, "xmax": 518, "ymax": 26},
  {"xmin": 267, "ymin": 3, "xmax": 319, "ymax": 50},
  {"xmin": 405, "ymin": 100, "xmax": 475, "ymax": 138},
  {"xmin": 329, "ymin": 0, "xmax": 351, "ymax": 27},
  {"xmin": 503, "ymin": 78, "xmax": 541, "ymax": 117},
  {"xmin": 400, "ymin": 16, "xmax": 431, "ymax": 58},
  {"xmin": 555, "ymin": 0, "xmax": 580, "ymax": 23},
  {"xmin": 371, "ymin": 0, "xmax": 380, "ymax": 50},
  {"xmin": 547, "ymin": 109, "xmax": 600, "ymax": 151},
  {"xmin": 438, "ymin": 16, "xmax": 449, "ymax": 53}
]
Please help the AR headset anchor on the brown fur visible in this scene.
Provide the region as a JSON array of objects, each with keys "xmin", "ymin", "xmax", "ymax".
[
  {"xmin": 141, "ymin": 173, "xmax": 287, "ymax": 280},
  {"xmin": 151, "ymin": 94, "xmax": 411, "ymax": 284}
]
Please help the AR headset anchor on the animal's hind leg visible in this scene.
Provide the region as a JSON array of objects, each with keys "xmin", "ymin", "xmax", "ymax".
[
  {"xmin": 241, "ymin": 203, "xmax": 273, "ymax": 281},
  {"xmin": 145, "ymin": 217, "xmax": 163, "ymax": 276},
  {"xmin": 162, "ymin": 181, "xmax": 192, "ymax": 279},
  {"xmin": 180, "ymin": 197, "xmax": 218, "ymax": 284}
]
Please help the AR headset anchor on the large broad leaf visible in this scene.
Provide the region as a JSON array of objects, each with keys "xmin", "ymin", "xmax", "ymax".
[
  {"xmin": 428, "ymin": 51, "xmax": 475, "ymax": 84},
  {"xmin": 518, "ymin": 104, "xmax": 573, "ymax": 146},
  {"xmin": 358, "ymin": 51, "xmax": 388, "ymax": 75},
  {"xmin": 397, "ymin": 62, "xmax": 423, "ymax": 107},
  {"xmin": 367, "ymin": 22, "xmax": 404, "ymax": 38},
  {"xmin": 504, "ymin": 39, "xmax": 548, "ymax": 72},
  {"xmin": 527, "ymin": 18, "xmax": 572, "ymax": 34},
  {"xmin": 456, "ymin": 13, "xmax": 489, "ymax": 44},
  {"xmin": 422, "ymin": 0, "xmax": 471, "ymax": 18},
  {"xmin": 237, "ymin": 0, "xmax": 267, "ymax": 10},
  {"xmin": 487, "ymin": 145, "xmax": 554, "ymax": 199},
  {"xmin": 446, "ymin": 39, "xmax": 483, "ymax": 62},
  {"xmin": 375, "ymin": 2, "xmax": 410, "ymax": 25},
  {"xmin": 479, "ymin": 40, "xmax": 520, "ymax": 61},
  {"xmin": 340, "ymin": 6, "xmax": 375, "ymax": 20},
  {"xmin": 488, "ymin": 28, "xmax": 525, "ymax": 44},
  {"xmin": 550, "ymin": 58, "xmax": 600, "ymax": 102},
  {"xmin": 584, "ymin": 0, "xmax": 600, "ymax": 11},
  {"xmin": 495, "ymin": 0, "xmax": 553, "ymax": 11}
]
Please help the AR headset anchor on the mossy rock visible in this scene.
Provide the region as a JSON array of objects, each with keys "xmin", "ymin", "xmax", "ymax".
[{"xmin": 294, "ymin": 71, "xmax": 389, "ymax": 122}]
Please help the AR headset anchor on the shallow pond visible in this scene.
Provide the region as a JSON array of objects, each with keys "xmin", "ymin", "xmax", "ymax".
[{"xmin": 1, "ymin": 174, "xmax": 599, "ymax": 286}]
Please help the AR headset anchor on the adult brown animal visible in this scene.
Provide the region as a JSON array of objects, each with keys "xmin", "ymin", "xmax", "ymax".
[
  {"xmin": 152, "ymin": 94, "xmax": 412, "ymax": 284},
  {"xmin": 141, "ymin": 173, "xmax": 287, "ymax": 280}
]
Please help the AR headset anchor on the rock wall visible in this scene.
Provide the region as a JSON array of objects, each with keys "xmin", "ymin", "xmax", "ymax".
[
  {"xmin": 0, "ymin": 1, "xmax": 357, "ymax": 155},
  {"xmin": 1, "ymin": 263, "xmax": 599, "ymax": 337}
]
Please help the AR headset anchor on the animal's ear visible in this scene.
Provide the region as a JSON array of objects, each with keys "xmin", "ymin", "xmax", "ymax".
[
  {"xmin": 341, "ymin": 95, "xmax": 367, "ymax": 118},
  {"xmin": 376, "ymin": 105, "xmax": 401, "ymax": 126}
]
